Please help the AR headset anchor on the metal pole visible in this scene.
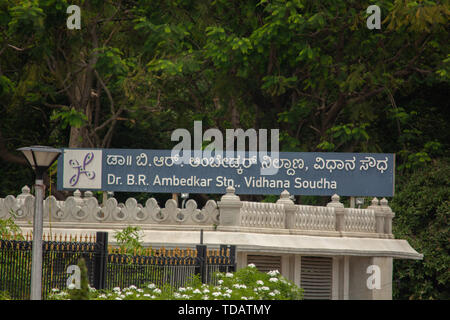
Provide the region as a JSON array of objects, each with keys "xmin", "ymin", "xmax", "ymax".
[
  {"xmin": 350, "ymin": 196, "xmax": 355, "ymax": 208},
  {"xmin": 172, "ymin": 193, "xmax": 178, "ymax": 205},
  {"xmin": 30, "ymin": 178, "xmax": 44, "ymax": 300},
  {"xmin": 94, "ymin": 232, "xmax": 108, "ymax": 290}
]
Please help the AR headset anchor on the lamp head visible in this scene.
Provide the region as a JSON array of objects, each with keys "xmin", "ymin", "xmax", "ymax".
[{"xmin": 17, "ymin": 145, "xmax": 61, "ymax": 179}]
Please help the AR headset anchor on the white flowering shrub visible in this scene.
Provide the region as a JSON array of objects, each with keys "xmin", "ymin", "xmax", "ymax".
[{"xmin": 48, "ymin": 265, "xmax": 303, "ymax": 300}]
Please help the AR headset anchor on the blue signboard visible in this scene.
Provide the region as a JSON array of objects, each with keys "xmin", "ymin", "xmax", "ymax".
[{"xmin": 56, "ymin": 148, "xmax": 395, "ymax": 196}]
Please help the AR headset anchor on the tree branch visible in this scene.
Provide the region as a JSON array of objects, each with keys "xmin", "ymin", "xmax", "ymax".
[
  {"xmin": 0, "ymin": 130, "xmax": 27, "ymax": 165},
  {"xmin": 94, "ymin": 69, "xmax": 115, "ymax": 115}
]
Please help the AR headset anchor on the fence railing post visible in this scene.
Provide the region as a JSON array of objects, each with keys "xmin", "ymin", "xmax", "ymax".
[
  {"xmin": 218, "ymin": 245, "xmax": 227, "ymax": 273},
  {"xmin": 380, "ymin": 198, "xmax": 395, "ymax": 236},
  {"xmin": 195, "ymin": 244, "xmax": 207, "ymax": 283},
  {"xmin": 369, "ymin": 197, "xmax": 385, "ymax": 234},
  {"xmin": 93, "ymin": 232, "xmax": 108, "ymax": 290},
  {"xmin": 276, "ymin": 190, "xmax": 296, "ymax": 229},
  {"xmin": 217, "ymin": 186, "xmax": 242, "ymax": 226},
  {"xmin": 327, "ymin": 194, "xmax": 345, "ymax": 232},
  {"xmin": 229, "ymin": 245, "xmax": 237, "ymax": 272}
]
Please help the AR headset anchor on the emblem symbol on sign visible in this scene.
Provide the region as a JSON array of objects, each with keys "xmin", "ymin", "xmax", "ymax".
[{"xmin": 68, "ymin": 152, "xmax": 96, "ymax": 186}]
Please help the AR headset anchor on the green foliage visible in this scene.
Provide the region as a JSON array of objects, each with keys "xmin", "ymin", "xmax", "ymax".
[
  {"xmin": 67, "ymin": 258, "xmax": 90, "ymax": 300},
  {"xmin": 261, "ymin": 76, "xmax": 297, "ymax": 96},
  {"xmin": 50, "ymin": 107, "xmax": 88, "ymax": 129},
  {"xmin": 0, "ymin": 291, "xmax": 11, "ymax": 300},
  {"xmin": 391, "ymin": 159, "xmax": 450, "ymax": 300},
  {"xmin": 49, "ymin": 265, "xmax": 304, "ymax": 300},
  {"xmin": 317, "ymin": 123, "xmax": 370, "ymax": 152},
  {"xmin": 8, "ymin": 0, "xmax": 45, "ymax": 34},
  {"xmin": 0, "ymin": 215, "xmax": 29, "ymax": 300},
  {"xmin": 386, "ymin": 0, "xmax": 449, "ymax": 32},
  {"xmin": 0, "ymin": 75, "xmax": 14, "ymax": 98},
  {"xmin": 0, "ymin": 211, "xmax": 24, "ymax": 239},
  {"xmin": 436, "ymin": 54, "xmax": 450, "ymax": 80},
  {"xmin": 114, "ymin": 226, "xmax": 144, "ymax": 253},
  {"xmin": 0, "ymin": 0, "xmax": 448, "ymax": 164}
]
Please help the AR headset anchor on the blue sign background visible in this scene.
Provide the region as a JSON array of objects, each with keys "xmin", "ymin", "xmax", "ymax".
[{"xmin": 57, "ymin": 149, "xmax": 395, "ymax": 197}]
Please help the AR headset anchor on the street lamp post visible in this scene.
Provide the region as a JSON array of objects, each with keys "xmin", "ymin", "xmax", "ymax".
[{"xmin": 17, "ymin": 146, "xmax": 61, "ymax": 300}]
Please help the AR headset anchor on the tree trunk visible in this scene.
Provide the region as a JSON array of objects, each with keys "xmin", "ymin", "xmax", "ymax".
[{"xmin": 230, "ymin": 96, "xmax": 240, "ymax": 128}]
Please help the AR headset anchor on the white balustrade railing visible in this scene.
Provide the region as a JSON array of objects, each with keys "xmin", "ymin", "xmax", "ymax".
[
  {"xmin": 294, "ymin": 205, "xmax": 335, "ymax": 231},
  {"xmin": 0, "ymin": 185, "xmax": 394, "ymax": 236},
  {"xmin": 344, "ymin": 208, "xmax": 376, "ymax": 233},
  {"xmin": 0, "ymin": 186, "xmax": 219, "ymax": 225},
  {"xmin": 240, "ymin": 201, "xmax": 285, "ymax": 228}
]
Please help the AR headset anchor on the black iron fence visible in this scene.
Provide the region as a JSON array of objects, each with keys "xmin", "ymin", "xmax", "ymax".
[
  {"xmin": 0, "ymin": 232, "xmax": 236, "ymax": 299},
  {"xmin": 105, "ymin": 244, "xmax": 236, "ymax": 290},
  {"xmin": 0, "ymin": 239, "xmax": 32, "ymax": 299}
]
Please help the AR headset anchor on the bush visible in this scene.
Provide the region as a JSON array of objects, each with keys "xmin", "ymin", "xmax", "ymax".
[
  {"xmin": 67, "ymin": 258, "xmax": 90, "ymax": 300},
  {"xmin": 391, "ymin": 158, "xmax": 449, "ymax": 300},
  {"xmin": 49, "ymin": 265, "xmax": 304, "ymax": 300},
  {"xmin": 114, "ymin": 226, "xmax": 144, "ymax": 253},
  {"xmin": 0, "ymin": 291, "xmax": 11, "ymax": 300},
  {"xmin": 0, "ymin": 210, "xmax": 24, "ymax": 239}
]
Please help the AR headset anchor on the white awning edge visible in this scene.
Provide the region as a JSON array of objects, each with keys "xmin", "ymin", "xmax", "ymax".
[
  {"xmin": 21, "ymin": 227, "xmax": 423, "ymax": 260},
  {"xmin": 140, "ymin": 230, "xmax": 424, "ymax": 260}
]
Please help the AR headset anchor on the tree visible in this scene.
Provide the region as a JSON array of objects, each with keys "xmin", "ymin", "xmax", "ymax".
[
  {"xmin": 0, "ymin": 0, "xmax": 448, "ymax": 300},
  {"xmin": 391, "ymin": 158, "xmax": 449, "ymax": 300},
  {"xmin": 0, "ymin": 0, "xmax": 195, "ymax": 197},
  {"xmin": 1, "ymin": 0, "xmax": 148, "ymax": 148},
  {"xmin": 1, "ymin": 0, "xmax": 448, "ymax": 159}
]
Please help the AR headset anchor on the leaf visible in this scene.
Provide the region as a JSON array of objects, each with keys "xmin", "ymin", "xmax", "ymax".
[{"xmin": 51, "ymin": 107, "xmax": 88, "ymax": 129}]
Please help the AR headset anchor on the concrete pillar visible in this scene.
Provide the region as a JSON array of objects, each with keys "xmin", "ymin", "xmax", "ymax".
[
  {"xmin": 332, "ymin": 257, "xmax": 340, "ymax": 300},
  {"xmin": 294, "ymin": 255, "xmax": 301, "ymax": 288},
  {"xmin": 368, "ymin": 197, "xmax": 385, "ymax": 234},
  {"xmin": 276, "ymin": 190, "xmax": 296, "ymax": 229},
  {"xmin": 327, "ymin": 194, "xmax": 345, "ymax": 232},
  {"xmin": 348, "ymin": 256, "xmax": 373, "ymax": 300},
  {"xmin": 380, "ymin": 198, "xmax": 395, "ymax": 235},
  {"xmin": 371, "ymin": 257, "xmax": 393, "ymax": 300},
  {"xmin": 347, "ymin": 256, "xmax": 393, "ymax": 300},
  {"xmin": 343, "ymin": 256, "xmax": 350, "ymax": 300},
  {"xmin": 281, "ymin": 255, "xmax": 290, "ymax": 279},
  {"xmin": 217, "ymin": 186, "xmax": 242, "ymax": 226},
  {"xmin": 236, "ymin": 251, "xmax": 247, "ymax": 270}
]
